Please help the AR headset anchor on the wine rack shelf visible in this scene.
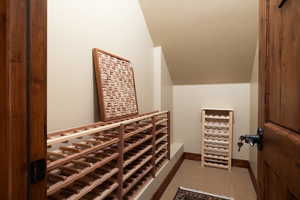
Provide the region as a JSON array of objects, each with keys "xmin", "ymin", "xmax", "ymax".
[
  {"xmin": 47, "ymin": 111, "xmax": 170, "ymax": 200},
  {"xmin": 201, "ymin": 109, "xmax": 233, "ymax": 170}
]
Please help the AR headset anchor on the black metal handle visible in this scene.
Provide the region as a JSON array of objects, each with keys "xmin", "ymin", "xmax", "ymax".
[
  {"xmin": 278, "ymin": 0, "xmax": 288, "ymax": 8},
  {"xmin": 238, "ymin": 128, "xmax": 264, "ymax": 151}
]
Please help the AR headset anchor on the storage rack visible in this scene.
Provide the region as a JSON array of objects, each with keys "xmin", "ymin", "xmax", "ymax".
[
  {"xmin": 201, "ymin": 109, "xmax": 233, "ymax": 170},
  {"xmin": 47, "ymin": 111, "xmax": 170, "ymax": 200}
]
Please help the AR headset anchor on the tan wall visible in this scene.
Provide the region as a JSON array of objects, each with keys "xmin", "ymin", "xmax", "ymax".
[
  {"xmin": 249, "ymin": 43, "xmax": 259, "ymax": 178},
  {"xmin": 48, "ymin": 0, "xmax": 155, "ymax": 132},
  {"xmin": 173, "ymin": 84, "xmax": 251, "ymax": 160},
  {"xmin": 140, "ymin": 0, "xmax": 258, "ymax": 84}
]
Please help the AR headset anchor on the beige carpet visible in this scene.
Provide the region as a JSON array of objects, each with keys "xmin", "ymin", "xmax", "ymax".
[{"xmin": 160, "ymin": 160, "xmax": 256, "ymax": 200}]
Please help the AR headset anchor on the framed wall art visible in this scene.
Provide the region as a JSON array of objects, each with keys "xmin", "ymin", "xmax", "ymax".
[{"xmin": 93, "ymin": 48, "xmax": 139, "ymax": 121}]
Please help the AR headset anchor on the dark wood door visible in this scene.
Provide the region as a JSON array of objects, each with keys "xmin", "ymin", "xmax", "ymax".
[
  {"xmin": 0, "ymin": 0, "xmax": 47, "ymax": 199},
  {"xmin": 259, "ymin": 0, "xmax": 300, "ymax": 199}
]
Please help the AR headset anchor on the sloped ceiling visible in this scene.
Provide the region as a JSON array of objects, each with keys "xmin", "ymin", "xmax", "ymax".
[{"xmin": 139, "ymin": 0, "xmax": 258, "ymax": 84}]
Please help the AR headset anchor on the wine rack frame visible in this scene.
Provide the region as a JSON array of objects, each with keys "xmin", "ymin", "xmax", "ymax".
[
  {"xmin": 47, "ymin": 111, "xmax": 170, "ymax": 200},
  {"xmin": 201, "ymin": 109, "xmax": 233, "ymax": 170}
]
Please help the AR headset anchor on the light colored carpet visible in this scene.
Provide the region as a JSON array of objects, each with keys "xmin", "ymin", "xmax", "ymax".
[{"xmin": 160, "ymin": 160, "xmax": 256, "ymax": 200}]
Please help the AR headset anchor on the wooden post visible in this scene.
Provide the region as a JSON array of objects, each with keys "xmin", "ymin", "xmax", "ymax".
[
  {"xmin": 167, "ymin": 112, "xmax": 171, "ymax": 160},
  {"xmin": 201, "ymin": 110, "xmax": 205, "ymax": 167},
  {"xmin": 151, "ymin": 116, "xmax": 157, "ymax": 177},
  {"xmin": 117, "ymin": 124, "xmax": 125, "ymax": 200},
  {"xmin": 228, "ymin": 111, "xmax": 233, "ymax": 171}
]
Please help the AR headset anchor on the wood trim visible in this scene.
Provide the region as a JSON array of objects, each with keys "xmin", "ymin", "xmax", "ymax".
[
  {"xmin": 0, "ymin": 0, "xmax": 47, "ymax": 199},
  {"xmin": 151, "ymin": 154, "xmax": 184, "ymax": 200},
  {"xmin": 0, "ymin": 1, "xmax": 9, "ymax": 198},
  {"xmin": 28, "ymin": 0, "xmax": 47, "ymax": 199},
  {"xmin": 184, "ymin": 152, "xmax": 202, "ymax": 161},
  {"xmin": 167, "ymin": 112, "xmax": 171, "ymax": 159},
  {"xmin": 184, "ymin": 152, "xmax": 250, "ymax": 169},
  {"xmin": 232, "ymin": 159, "xmax": 250, "ymax": 169},
  {"xmin": 258, "ymin": 0, "xmax": 268, "ymax": 199}
]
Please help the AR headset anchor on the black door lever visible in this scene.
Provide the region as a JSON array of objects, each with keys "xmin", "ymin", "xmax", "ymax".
[
  {"xmin": 278, "ymin": 0, "xmax": 288, "ymax": 8},
  {"xmin": 237, "ymin": 128, "xmax": 264, "ymax": 152}
]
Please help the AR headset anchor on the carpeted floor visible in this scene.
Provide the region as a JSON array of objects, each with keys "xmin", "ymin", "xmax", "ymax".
[{"xmin": 161, "ymin": 160, "xmax": 256, "ymax": 200}]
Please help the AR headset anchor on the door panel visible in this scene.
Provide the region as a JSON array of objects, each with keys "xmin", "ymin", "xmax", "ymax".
[
  {"xmin": 267, "ymin": 0, "xmax": 282, "ymax": 125},
  {"xmin": 267, "ymin": 0, "xmax": 300, "ymax": 132},
  {"xmin": 264, "ymin": 123, "xmax": 300, "ymax": 198},
  {"xmin": 263, "ymin": 162, "xmax": 286, "ymax": 200},
  {"xmin": 259, "ymin": 0, "xmax": 300, "ymax": 199},
  {"xmin": 280, "ymin": 0, "xmax": 300, "ymax": 132}
]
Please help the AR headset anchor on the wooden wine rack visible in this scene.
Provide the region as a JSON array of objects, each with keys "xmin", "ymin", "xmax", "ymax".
[
  {"xmin": 201, "ymin": 109, "xmax": 233, "ymax": 170},
  {"xmin": 47, "ymin": 111, "xmax": 170, "ymax": 200}
]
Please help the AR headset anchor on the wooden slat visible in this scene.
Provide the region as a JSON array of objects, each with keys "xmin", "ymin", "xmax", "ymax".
[
  {"xmin": 67, "ymin": 168, "xmax": 119, "ymax": 200},
  {"xmin": 124, "ymin": 135, "xmax": 152, "ymax": 153},
  {"xmin": 46, "ymin": 111, "xmax": 171, "ymax": 199},
  {"xmin": 124, "ymin": 145, "xmax": 152, "ymax": 167},
  {"xmin": 123, "ymin": 155, "xmax": 152, "ymax": 182},
  {"xmin": 155, "ymin": 143, "xmax": 168, "ymax": 155},
  {"xmin": 48, "ymin": 138, "xmax": 119, "ymax": 170},
  {"xmin": 47, "ymin": 153, "xmax": 119, "ymax": 196},
  {"xmin": 155, "ymin": 151, "xmax": 167, "ymax": 165},
  {"xmin": 122, "ymin": 165, "xmax": 152, "ymax": 196},
  {"xmin": 93, "ymin": 182, "xmax": 119, "ymax": 200},
  {"xmin": 155, "ymin": 134, "xmax": 168, "ymax": 145}
]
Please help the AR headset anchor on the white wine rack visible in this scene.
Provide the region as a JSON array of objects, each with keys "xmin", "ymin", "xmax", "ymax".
[{"xmin": 201, "ymin": 109, "xmax": 233, "ymax": 170}]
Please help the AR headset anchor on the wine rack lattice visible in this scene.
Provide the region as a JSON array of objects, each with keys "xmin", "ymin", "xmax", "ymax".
[
  {"xmin": 47, "ymin": 111, "xmax": 170, "ymax": 200},
  {"xmin": 201, "ymin": 109, "xmax": 233, "ymax": 170}
]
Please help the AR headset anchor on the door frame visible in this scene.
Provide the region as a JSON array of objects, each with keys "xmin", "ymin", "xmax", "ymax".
[
  {"xmin": 0, "ymin": 0, "xmax": 47, "ymax": 199},
  {"xmin": 1, "ymin": 0, "xmax": 268, "ymax": 199},
  {"xmin": 258, "ymin": 0, "xmax": 269, "ymax": 199}
]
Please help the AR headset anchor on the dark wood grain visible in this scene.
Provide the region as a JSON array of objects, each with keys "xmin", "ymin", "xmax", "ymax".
[
  {"xmin": 0, "ymin": 0, "xmax": 29, "ymax": 199},
  {"xmin": 28, "ymin": 0, "xmax": 47, "ymax": 199},
  {"xmin": 0, "ymin": 0, "xmax": 47, "ymax": 199},
  {"xmin": 259, "ymin": 0, "xmax": 300, "ymax": 199},
  {"xmin": 0, "ymin": 1, "xmax": 9, "ymax": 199},
  {"xmin": 117, "ymin": 125, "xmax": 124, "ymax": 199}
]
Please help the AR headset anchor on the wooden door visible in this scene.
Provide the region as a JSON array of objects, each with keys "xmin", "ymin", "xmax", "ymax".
[
  {"xmin": 258, "ymin": 0, "xmax": 300, "ymax": 199},
  {"xmin": 0, "ymin": 0, "xmax": 47, "ymax": 199}
]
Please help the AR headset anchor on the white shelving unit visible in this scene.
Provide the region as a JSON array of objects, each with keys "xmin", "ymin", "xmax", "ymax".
[{"xmin": 201, "ymin": 109, "xmax": 233, "ymax": 171}]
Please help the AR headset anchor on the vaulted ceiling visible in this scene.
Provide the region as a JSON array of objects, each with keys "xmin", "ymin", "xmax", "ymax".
[{"xmin": 139, "ymin": 0, "xmax": 258, "ymax": 84}]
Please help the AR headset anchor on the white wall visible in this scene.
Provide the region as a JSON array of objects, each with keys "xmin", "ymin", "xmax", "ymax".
[
  {"xmin": 48, "ymin": 0, "xmax": 155, "ymax": 132},
  {"xmin": 249, "ymin": 43, "xmax": 259, "ymax": 178},
  {"xmin": 161, "ymin": 49, "xmax": 173, "ymax": 115},
  {"xmin": 153, "ymin": 47, "xmax": 162, "ymax": 110},
  {"xmin": 173, "ymin": 84, "xmax": 250, "ymax": 160},
  {"xmin": 153, "ymin": 47, "xmax": 174, "ymax": 143}
]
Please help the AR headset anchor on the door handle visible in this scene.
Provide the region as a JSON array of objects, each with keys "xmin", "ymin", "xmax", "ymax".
[
  {"xmin": 278, "ymin": 0, "xmax": 288, "ymax": 8},
  {"xmin": 238, "ymin": 128, "xmax": 264, "ymax": 152}
]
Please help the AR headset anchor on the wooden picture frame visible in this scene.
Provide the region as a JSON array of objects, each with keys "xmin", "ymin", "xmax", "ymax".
[{"xmin": 93, "ymin": 48, "xmax": 139, "ymax": 121}]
